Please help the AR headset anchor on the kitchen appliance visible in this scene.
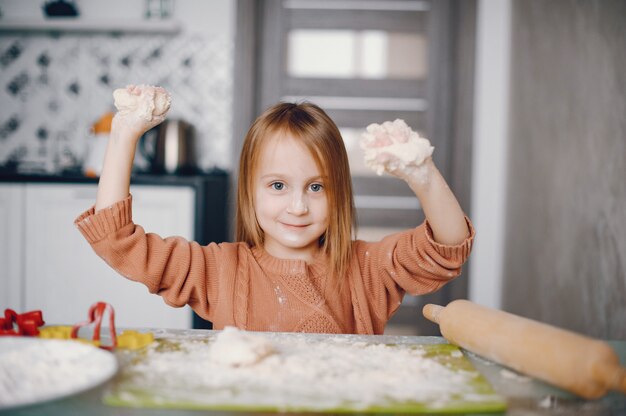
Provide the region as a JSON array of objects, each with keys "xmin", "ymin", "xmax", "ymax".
[
  {"xmin": 42, "ymin": 0, "xmax": 79, "ymax": 17},
  {"xmin": 140, "ymin": 119, "xmax": 196, "ymax": 174},
  {"xmin": 83, "ymin": 112, "xmax": 114, "ymax": 177}
]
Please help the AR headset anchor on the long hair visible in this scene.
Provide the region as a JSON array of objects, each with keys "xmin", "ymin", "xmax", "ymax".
[{"xmin": 236, "ymin": 102, "xmax": 356, "ymax": 286}]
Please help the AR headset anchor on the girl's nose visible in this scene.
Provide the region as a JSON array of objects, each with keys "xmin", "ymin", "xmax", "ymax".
[{"xmin": 287, "ymin": 195, "xmax": 308, "ymax": 215}]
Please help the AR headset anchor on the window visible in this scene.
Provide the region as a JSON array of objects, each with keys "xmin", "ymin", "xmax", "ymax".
[{"xmin": 286, "ymin": 29, "xmax": 427, "ymax": 80}]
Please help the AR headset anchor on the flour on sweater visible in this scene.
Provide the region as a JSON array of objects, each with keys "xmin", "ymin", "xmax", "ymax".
[{"xmin": 74, "ymin": 196, "xmax": 475, "ymax": 335}]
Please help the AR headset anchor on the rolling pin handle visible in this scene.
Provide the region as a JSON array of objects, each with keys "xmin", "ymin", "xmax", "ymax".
[
  {"xmin": 422, "ymin": 304, "xmax": 444, "ymax": 324},
  {"xmin": 597, "ymin": 363, "xmax": 626, "ymax": 394},
  {"xmin": 619, "ymin": 370, "xmax": 626, "ymax": 394}
]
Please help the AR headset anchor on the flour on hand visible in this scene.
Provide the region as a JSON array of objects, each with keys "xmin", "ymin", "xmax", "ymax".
[
  {"xmin": 360, "ymin": 119, "xmax": 434, "ymax": 177},
  {"xmin": 208, "ymin": 326, "xmax": 275, "ymax": 367},
  {"xmin": 113, "ymin": 84, "xmax": 171, "ymax": 122}
]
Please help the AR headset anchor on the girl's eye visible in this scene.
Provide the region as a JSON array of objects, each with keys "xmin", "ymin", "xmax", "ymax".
[
  {"xmin": 309, "ymin": 183, "xmax": 323, "ymax": 192},
  {"xmin": 271, "ymin": 182, "xmax": 285, "ymax": 191}
]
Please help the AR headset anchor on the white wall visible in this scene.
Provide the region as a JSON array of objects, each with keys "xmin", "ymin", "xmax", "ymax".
[
  {"xmin": 173, "ymin": 0, "xmax": 235, "ymax": 37},
  {"xmin": 468, "ymin": 0, "xmax": 513, "ymax": 309},
  {"xmin": 0, "ymin": 0, "xmax": 235, "ymax": 37}
]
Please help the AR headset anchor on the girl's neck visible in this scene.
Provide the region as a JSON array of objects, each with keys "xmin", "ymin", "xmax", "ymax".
[{"xmin": 262, "ymin": 242, "xmax": 322, "ymax": 264}]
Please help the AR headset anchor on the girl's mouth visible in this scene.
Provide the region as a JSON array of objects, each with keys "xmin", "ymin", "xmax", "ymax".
[{"xmin": 280, "ymin": 222, "xmax": 309, "ymax": 229}]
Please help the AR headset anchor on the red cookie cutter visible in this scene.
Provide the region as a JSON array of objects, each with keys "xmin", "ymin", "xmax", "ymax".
[
  {"xmin": 71, "ymin": 302, "xmax": 117, "ymax": 350},
  {"xmin": 0, "ymin": 309, "xmax": 45, "ymax": 336}
]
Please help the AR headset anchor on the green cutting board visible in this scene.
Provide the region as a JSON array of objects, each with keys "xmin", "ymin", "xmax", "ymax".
[{"xmin": 105, "ymin": 332, "xmax": 506, "ymax": 414}]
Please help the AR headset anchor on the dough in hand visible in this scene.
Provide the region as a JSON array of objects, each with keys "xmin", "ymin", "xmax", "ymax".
[
  {"xmin": 209, "ymin": 326, "xmax": 275, "ymax": 367},
  {"xmin": 113, "ymin": 84, "xmax": 171, "ymax": 121},
  {"xmin": 360, "ymin": 119, "xmax": 434, "ymax": 176}
]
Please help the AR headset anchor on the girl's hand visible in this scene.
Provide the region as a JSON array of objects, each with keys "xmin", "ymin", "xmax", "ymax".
[
  {"xmin": 95, "ymin": 85, "xmax": 170, "ymax": 211},
  {"xmin": 387, "ymin": 156, "xmax": 435, "ymax": 186},
  {"xmin": 361, "ymin": 120, "xmax": 469, "ymax": 245},
  {"xmin": 360, "ymin": 119, "xmax": 434, "ymax": 183},
  {"xmin": 111, "ymin": 84, "xmax": 171, "ymax": 138}
]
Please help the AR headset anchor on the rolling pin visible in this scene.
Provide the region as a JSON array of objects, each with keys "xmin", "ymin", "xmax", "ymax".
[{"xmin": 423, "ymin": 300, "xmax": 626, "ymax": 399}]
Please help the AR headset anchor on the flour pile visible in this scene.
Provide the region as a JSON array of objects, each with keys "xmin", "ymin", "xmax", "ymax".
[
  {"xmin": 208, "ymin": 326, "xmax": 275, "ymax": 366},
  {"xmin": 113, "ymin": 328, "xmax": 496, "ymax": 411},
  {"xmin": 361, "ymin": 119, "xmax": 434, "ymax": 176},
  {"xmin": 0, "ymin": 338, "xmax": 117, "ymax": 409}
]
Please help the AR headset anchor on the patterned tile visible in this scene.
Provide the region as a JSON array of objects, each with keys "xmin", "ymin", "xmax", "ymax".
[{"xmin": 0, "ymin": 32, "xmax": 234, "ymax": 173}]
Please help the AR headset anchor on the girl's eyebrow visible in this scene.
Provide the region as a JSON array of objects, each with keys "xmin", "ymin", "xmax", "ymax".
[
  {"xmin": 259, "ymin": 174, "xmax": 325, "ymax": 182},
  {"xmin": 259, "ymin": 173, "xmax": 286, "ymax": 180}
]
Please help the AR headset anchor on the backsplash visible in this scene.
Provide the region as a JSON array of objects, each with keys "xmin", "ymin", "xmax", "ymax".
[{"xmin": 0, "ymin": 32, "xmax": 233, "ymax": 173}]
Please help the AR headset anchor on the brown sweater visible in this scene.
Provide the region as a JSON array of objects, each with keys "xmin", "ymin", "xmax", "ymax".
[{"xmin": 75, "ymin": 195, "xmax": 475, "ymax": 334}]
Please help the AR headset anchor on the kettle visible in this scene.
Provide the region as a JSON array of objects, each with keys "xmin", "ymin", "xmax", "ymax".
[{"xmin": 139, "ymin": 119, "xmax": 196, "ymax": 174}]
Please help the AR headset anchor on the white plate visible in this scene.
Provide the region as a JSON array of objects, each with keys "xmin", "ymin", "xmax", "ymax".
[{"xmin": 0, "ymin": 337, "xmax": 118, "ymax": 410}]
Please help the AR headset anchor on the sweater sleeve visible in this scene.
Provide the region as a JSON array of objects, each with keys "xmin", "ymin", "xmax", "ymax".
[
  {"xmin": 355, "ymin": 216, "xmax": 475, "ymax": 321},
  {"xmin": 74, "ymin": 194, "xmax": 221, "ymax": 321}
]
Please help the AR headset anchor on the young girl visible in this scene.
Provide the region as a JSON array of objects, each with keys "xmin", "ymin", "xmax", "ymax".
[{"xmin": 75, "ymin": 85, "xmax": 474, "ymax": 335}]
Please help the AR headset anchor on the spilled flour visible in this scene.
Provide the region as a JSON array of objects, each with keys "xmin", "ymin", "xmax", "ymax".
[
  {"xmin": 110, "ymin": 329, "xmax": 501, "ymax": 411},
  {"xmin": 0, "ymin": 338, "xmax": 117, "ymax": 409}
]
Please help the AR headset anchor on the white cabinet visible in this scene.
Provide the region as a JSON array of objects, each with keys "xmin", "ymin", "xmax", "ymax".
[
  {"xmin": 0, "ymin": 184, "xmax": 24, "ymax": 311},
  {"xmin": 3, "ymin": 183, "xmax": 196, "ymax": 329}
]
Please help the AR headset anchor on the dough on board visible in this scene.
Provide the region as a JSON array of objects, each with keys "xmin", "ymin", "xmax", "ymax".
[{"xmin": 209, "ymin": 326, "xmax": 275, "ymax": 367}]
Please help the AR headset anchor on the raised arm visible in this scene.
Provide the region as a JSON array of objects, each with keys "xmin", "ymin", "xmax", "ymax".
[
  {"xmin": 401, "ymin": 159, "xmax": 469, "ymax": 246},
  {"xmin": 360, "ymin": 119, "xmax": 469, "ymax": 245},
  {"xmin": 95, "ymin": 85, "xmax": 170, "ymax": 211}
]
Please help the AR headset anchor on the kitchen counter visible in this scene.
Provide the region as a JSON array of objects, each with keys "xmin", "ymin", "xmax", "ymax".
[
  {"xmin": 0, "ymin": 170, "xmax": 227, "ymax": 186},
  {"xmin": 2, "ymin": 331, "xmax": 624, "ymax": 416},
  {"xmin": 0, "ymin": 170, "xmax": 229, "ymax": 249}
]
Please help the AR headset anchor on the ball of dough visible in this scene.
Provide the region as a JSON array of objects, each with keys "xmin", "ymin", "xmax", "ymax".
[
  {"xmin": 113, "ymin": 85, "xmax": 171, "ymax": 121},
  {"xmin": 209, "ymin": 326, "xmax": 275, "ymax": 367},
  {"xmin": 360, "ymin": 119, "xmax": 434, "ymax": 176}
]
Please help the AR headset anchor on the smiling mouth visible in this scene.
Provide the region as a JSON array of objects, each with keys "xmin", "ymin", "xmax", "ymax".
[{"xmin": 281, "ymin": 222, "xmax": 309, "ymax": 228}]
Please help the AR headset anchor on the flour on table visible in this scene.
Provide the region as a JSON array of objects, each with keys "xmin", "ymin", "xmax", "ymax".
[
  {"xmin": 361, "ymin": 119, "xmax": 434, "ymax": 177},
  {"xmin": 113, "ymin": 84, "xmax": 171, "ymax": 121},
  {"xmin": 499, "ymin": 368, "xmax": 531, "ymax": 382},
  {"xmin": 208, "ymin": 326, "xmax": 275, "ymax": 367},
  {"xmin": 115, "ymin": 330, "xmax": 495, "ymax": 411},
  {"xmin": 538, "ymin": 395, "xmax": 557, "ymax": 408}
]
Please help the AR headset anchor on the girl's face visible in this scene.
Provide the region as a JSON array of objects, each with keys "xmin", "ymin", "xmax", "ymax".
[{"xmin": 254, "ymin": 133, "xmax": 329, "ymax": 261}]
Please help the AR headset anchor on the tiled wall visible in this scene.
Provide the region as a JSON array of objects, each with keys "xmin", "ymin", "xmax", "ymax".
[{"xmin": 0, "ymin": 32, "xmax": 233, "ymax": 173}]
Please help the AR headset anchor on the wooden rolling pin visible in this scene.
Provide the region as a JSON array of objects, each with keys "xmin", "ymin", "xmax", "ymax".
[{"xmin": 423, "ymin": 300, "xmax": 626, "ymax": 399}]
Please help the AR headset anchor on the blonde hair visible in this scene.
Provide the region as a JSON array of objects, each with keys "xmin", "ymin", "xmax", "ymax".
[{"xmin": 236, "ymin": 102, "xmax": 356, "ymax": 286}]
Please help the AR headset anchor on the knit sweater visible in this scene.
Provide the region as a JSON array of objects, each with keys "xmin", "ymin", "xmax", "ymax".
[{"xmin": 75, "ymin": 195, "xmax": 475, "ymax": 335}]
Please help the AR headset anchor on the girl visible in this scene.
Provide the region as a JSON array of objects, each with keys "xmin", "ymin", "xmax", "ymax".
[{"xmin": 75, "ymin": 85, "xmax": 474, "ymax": 334}]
